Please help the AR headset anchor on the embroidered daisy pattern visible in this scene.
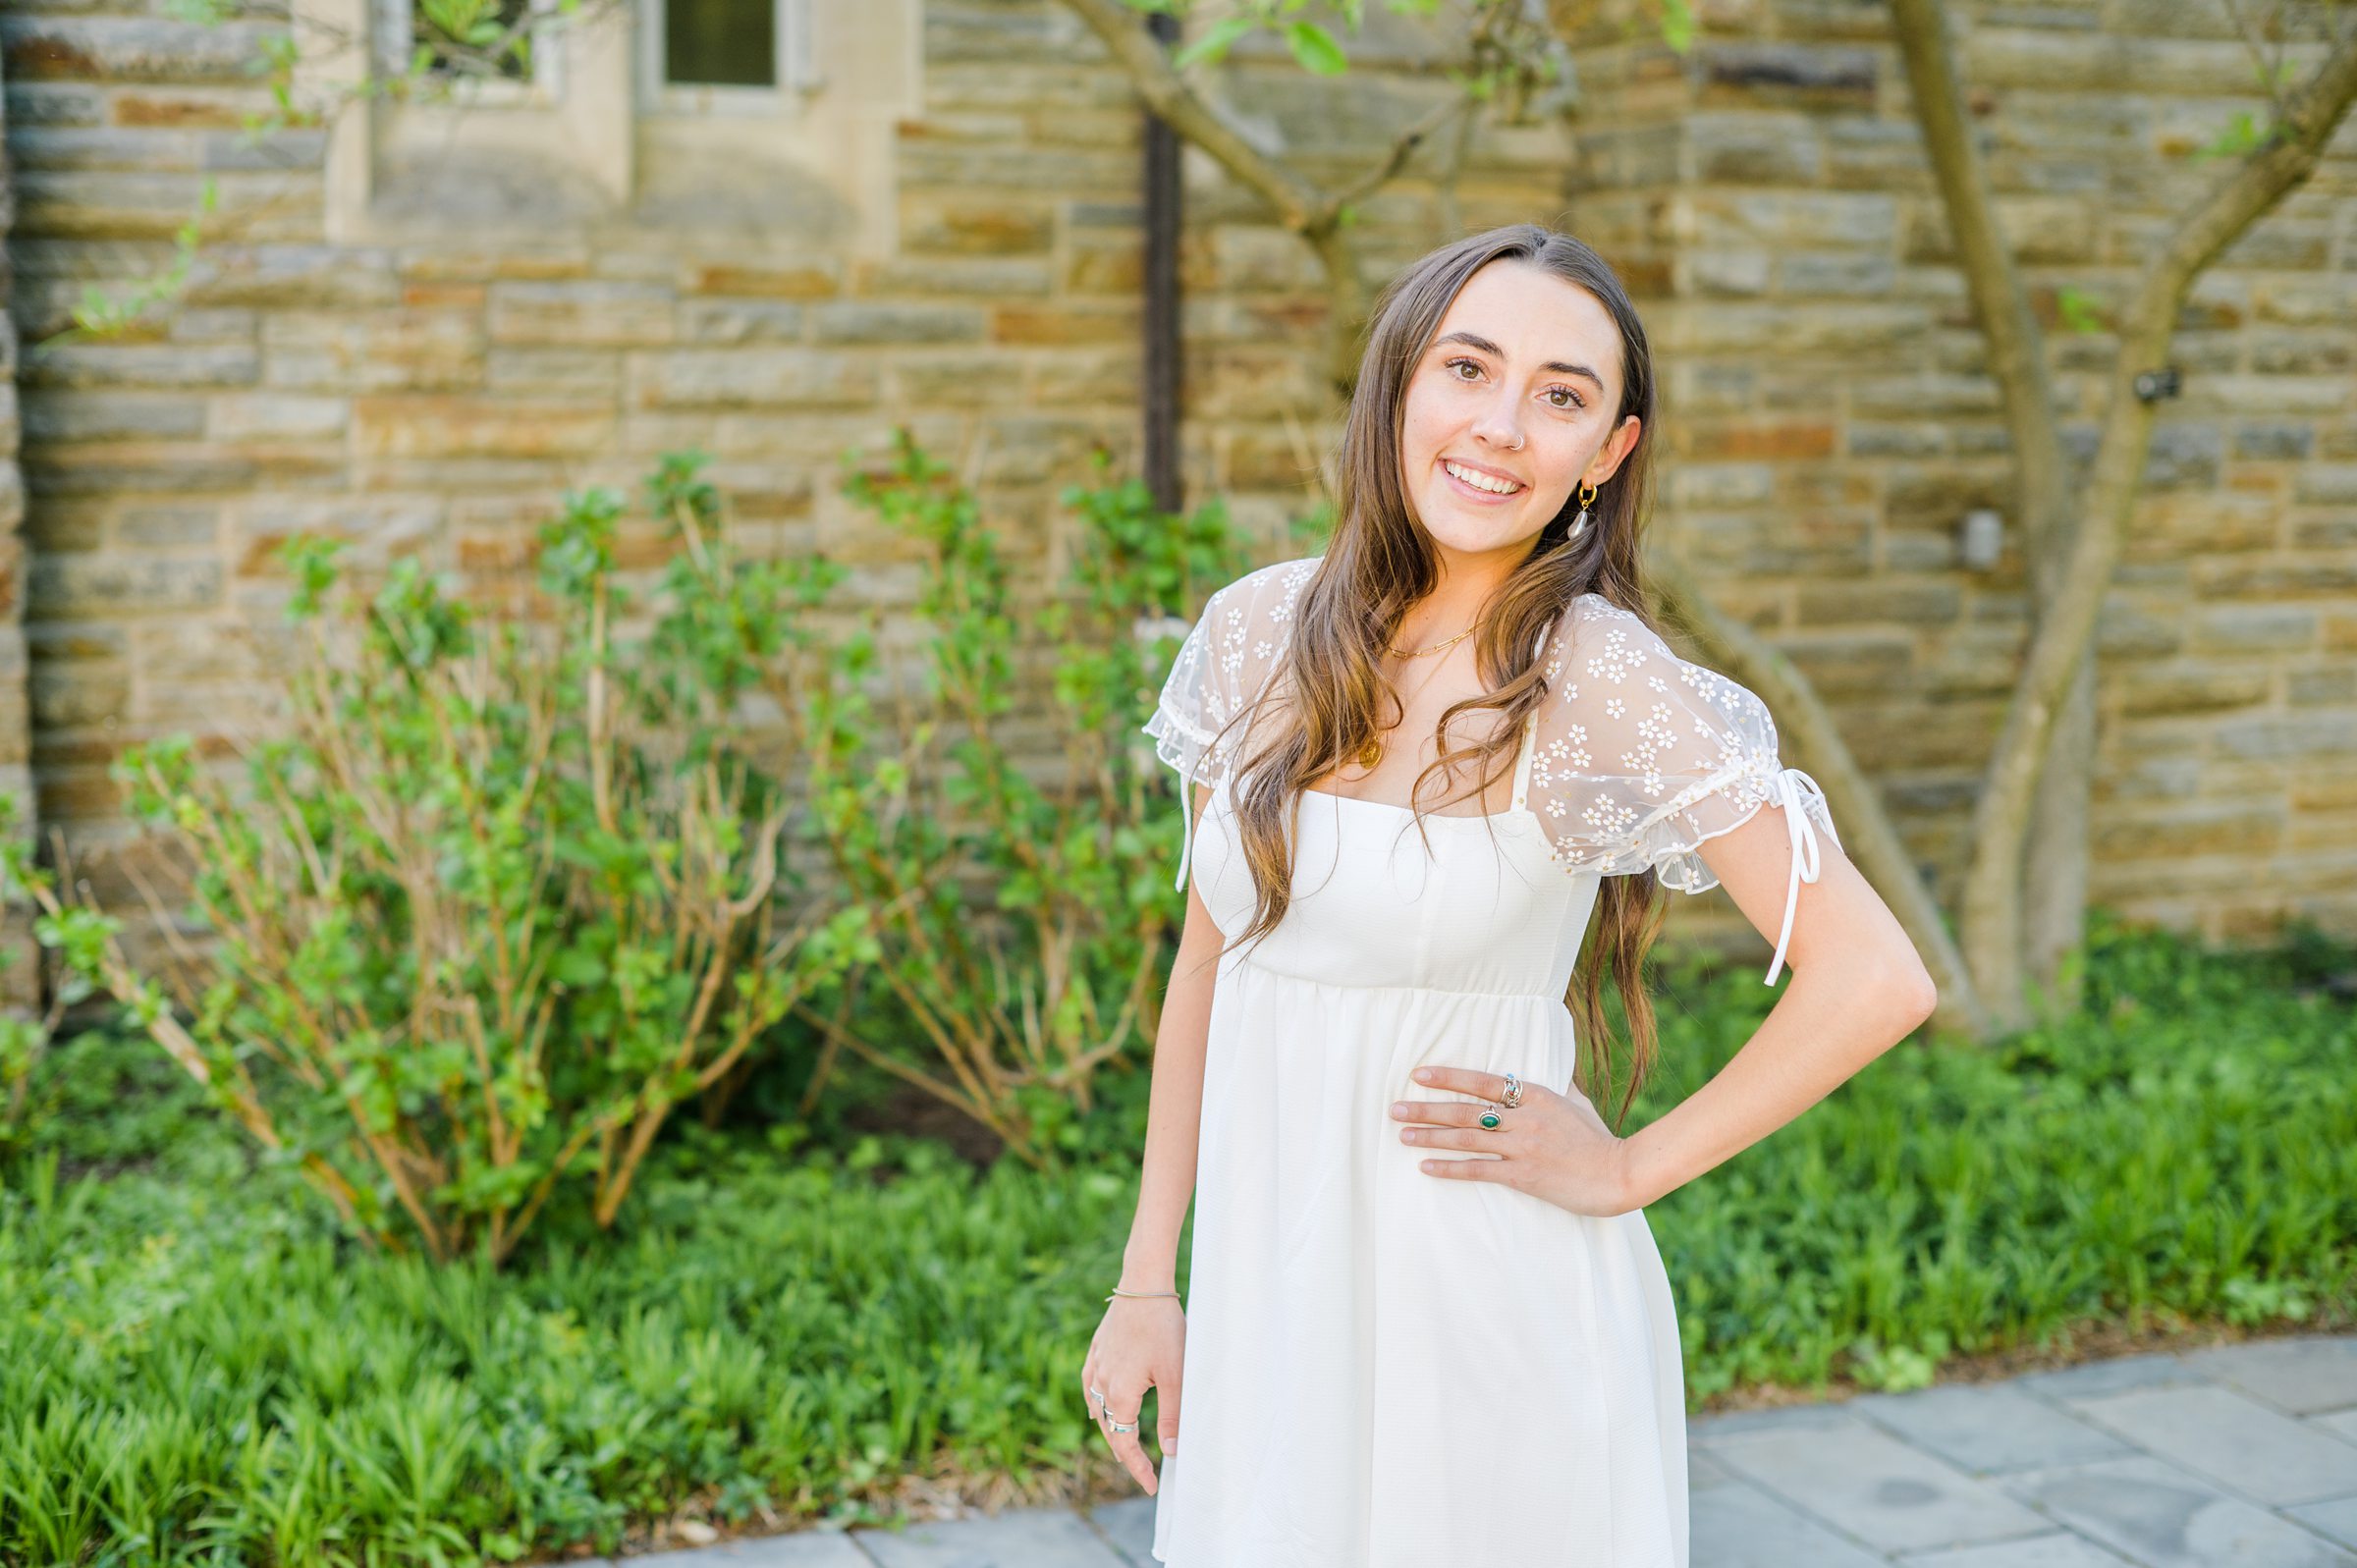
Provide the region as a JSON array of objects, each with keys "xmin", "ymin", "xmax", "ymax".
[
  {"xmin": 1522, "ymin": 593, "xmax": 1801, "ymax": 891},
  {"xmin": 1143, "ymin": 557, "xmax": 1318, "ymax": 793},
  {"xmin": 1584, "ymin": 622, "xmax": 1647, "ymax": 684}
]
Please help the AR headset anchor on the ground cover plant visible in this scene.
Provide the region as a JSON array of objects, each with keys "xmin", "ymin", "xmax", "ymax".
[{"xmin": 1, "ymin": 917, "xmax": 2348, "ymax": 1564}]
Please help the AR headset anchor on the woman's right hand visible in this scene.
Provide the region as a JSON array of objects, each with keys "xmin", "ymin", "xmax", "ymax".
[{"xmin": 1081, "ymin": 1293, "xmax": 1185, "ymax": 1495}]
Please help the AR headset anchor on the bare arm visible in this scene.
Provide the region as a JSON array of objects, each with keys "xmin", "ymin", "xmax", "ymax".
[
  {"xmin": 1399, "ymin": 801, "xmax": 1937, "ymax": 1215},
  {"xmin": 1083, "ymin": 784, "xmax": 1220, "ymax": 1493},
  {"xmin": 1613, "ymin": 811, "xmax": 1939, "ymax": 1209},
  {"xmin": 1121, "ymin": 782, "xmax": 1222, "ymax": 1291}
]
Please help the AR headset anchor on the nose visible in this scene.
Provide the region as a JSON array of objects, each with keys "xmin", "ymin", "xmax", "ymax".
[{"xmin": 1468, "ymin": 384, "xmax": 1524, "ymax": 454}]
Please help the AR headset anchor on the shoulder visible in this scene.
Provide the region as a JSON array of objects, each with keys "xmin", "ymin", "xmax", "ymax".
[
  {"xmin": 1544, "ymin": 590, "xmax": 1772, "ymax": 724},
  {"xmin": 1557, "ymin": 588, "xmax": 1648, "ymax": 632},
  {"xmin": 1542, "ymin": 589, "xmax": 1668, "ymax": 666}
]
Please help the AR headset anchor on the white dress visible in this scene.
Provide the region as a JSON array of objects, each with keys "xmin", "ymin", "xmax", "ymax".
[{"xmin": 1139, "ymin": 557, "xmax": 1840, "ymax": 1568}]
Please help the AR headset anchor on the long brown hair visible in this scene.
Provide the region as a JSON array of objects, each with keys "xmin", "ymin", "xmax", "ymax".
[{"xmin": 1214, "ymin": 223, "xmax": 1673, "ymax": 1124}]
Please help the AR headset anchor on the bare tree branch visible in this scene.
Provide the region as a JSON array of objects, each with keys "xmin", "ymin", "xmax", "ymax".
[
  {"xmin": 2220, "ymin": 0, "xmax": 2294, "ymax": 119},
  {"xmin": 1060, "ymin": 0, "xmax": 1492, "ymax": 389},
  {"xmin": 1062, "ymin": 0, "xmax": 1335, "ymax": 232},
  {"xmin": 1889, "ymin": 0, "xmax": 2072, "ymax": 590}
]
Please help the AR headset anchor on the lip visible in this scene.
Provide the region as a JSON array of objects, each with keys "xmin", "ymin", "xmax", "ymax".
[
  {"xmin": 1438, "ymin": 456, "xmax": 1527, "ymax": 500},
  {"xmin": 1441, "ymin": 455, "xmax": 1523, "ymax": 485}
]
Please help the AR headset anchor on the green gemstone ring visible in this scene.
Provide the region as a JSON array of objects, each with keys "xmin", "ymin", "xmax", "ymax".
[{"xmin": 1479, "ymin": 1109, "xmax": 1501, "ymax": 1129}]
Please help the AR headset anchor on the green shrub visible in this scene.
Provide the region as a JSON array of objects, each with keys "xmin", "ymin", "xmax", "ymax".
[
  {"xmin": 0, "ymin": 1032, "xmax": 1148, "ymax": 1564},
  {"xmin": 0, "ymin": 1013, "xmax": 46, "ymax": 1160},
  {"xmin": 2, "ymin": 441, "xmax": 1256, "ymax": 1249},
  {"xmin": 5, "ymin": 455, "xmax": 862, "ymax": 1264},
  {"xmin": 794, "ymin": 437, "xmax": 1250, "ymax": 1165}
]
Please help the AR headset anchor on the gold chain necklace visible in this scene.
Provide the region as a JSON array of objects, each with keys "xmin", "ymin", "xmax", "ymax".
[
  {"xmin": 1357, "ymin": 622, "xmax": 1480, "ymax": 767},
  {"xmin": 1386, "ymin": 623, "xmax": 1477, "ymax": 659}
]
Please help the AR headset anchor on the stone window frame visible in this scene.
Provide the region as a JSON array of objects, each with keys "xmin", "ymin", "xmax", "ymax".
[
  {"xmin": 299, "ymin": 0, "xmax": 917, "ymax": 251},
  {"xmin": 636, "ymin": 0, "xmax": 823, "ymax": 114}
]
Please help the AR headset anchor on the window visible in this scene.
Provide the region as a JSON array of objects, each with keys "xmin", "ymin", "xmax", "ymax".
[
  {"xmin": 374, "ymin": 0, "xmax": 566, "ymax": 102},
  {"xmin": 638, "ymin": 0, "xmax": 817, "ymax": 111}
]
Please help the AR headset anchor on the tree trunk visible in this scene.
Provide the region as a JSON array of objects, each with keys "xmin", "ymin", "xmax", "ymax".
[
  {"xmin": 2023, "ymin": 653, "xmax": 2096, "ymax": 1012},
  {"xmin": 1889, "ymin": 0, "xmax": 2088, "ymax": 1023},
  {"xmin": 1958, "ymin": 26, "xmax": 2357, "ymax": 1028}
]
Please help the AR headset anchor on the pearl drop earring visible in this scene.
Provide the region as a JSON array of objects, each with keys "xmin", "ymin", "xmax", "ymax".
[{"xmin": 1567, "ymin": 480, "xmax": 1599, "ymax": 541}]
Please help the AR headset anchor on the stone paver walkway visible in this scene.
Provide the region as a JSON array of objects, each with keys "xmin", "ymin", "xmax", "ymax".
[{"xmin": 599, "ymin": 1333, "xmax": 2357, "ymax": 1567}]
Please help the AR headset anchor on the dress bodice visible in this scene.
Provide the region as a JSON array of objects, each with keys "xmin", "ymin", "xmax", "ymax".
[{"xmin": 1188, "ymin": 713, "xmax": 1603, "ymax": 1001}]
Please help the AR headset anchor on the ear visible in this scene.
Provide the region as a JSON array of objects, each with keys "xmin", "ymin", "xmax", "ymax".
[{"xmin": 1582, "ymin": 414, "xmax": 1643, "ymax": 489}]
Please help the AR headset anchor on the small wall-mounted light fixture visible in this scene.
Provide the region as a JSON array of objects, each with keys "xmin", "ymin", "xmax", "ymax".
[{"xmin": 1958, "ymin": 508, "xmax": 2004, "ymax": 571}]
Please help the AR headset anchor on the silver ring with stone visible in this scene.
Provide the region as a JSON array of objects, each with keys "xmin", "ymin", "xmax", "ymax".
[{"xmin": 1501, "ymin": 1072, "xmax": 1524, "ymax": 1108}]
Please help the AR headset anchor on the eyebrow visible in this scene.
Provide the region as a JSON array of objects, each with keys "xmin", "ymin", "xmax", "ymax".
[{"xmin": 1434, "ymin": 331, "xmax": 1605, "ymax": 390}]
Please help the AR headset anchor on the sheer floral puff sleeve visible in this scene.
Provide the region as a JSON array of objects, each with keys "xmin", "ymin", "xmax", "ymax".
[
  {"xmin": 1527, "ymin": 593, "xmax": 1842, "ymax": 987},
  {"xmin": 1142, "ymin": 557, "xmax": 1319, "ymax": 893}
]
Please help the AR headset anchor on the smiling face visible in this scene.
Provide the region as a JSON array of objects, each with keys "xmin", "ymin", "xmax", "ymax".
[{"xmin": 1397, "ymin": 259, "xmax": 1643, "ymax": 563}]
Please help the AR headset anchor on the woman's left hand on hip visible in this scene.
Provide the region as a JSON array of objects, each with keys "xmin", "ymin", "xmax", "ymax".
[{"xmin": 1391, "ymin": 1065, "xmax": 1636, "ymax": 1217}]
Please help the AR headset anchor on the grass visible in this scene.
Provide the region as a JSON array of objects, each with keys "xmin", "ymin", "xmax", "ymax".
[{"xmin": 1, "ymin": 917, "xmax": 2350, "ymax": 1564}]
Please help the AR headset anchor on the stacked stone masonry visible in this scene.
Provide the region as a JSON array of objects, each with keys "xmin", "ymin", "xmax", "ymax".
[{"xmin": 0, "ymin": 0, "xmax": 2351, "ymax": 972}]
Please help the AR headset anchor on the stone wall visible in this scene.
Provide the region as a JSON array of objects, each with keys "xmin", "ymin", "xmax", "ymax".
[{"xmin": 0, "ymin": 0, "xmax": 2350, "ymax": 972}]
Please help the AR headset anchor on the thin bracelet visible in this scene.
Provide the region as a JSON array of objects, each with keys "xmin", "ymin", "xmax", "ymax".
[{"xmin": 1107, "ymin": 1287, "xmax": 1181, "ymax": 1301}]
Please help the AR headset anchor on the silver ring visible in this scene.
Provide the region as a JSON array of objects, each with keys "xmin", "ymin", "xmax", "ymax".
[
  {"xmin": 1502, "ymin": 1072, "xmax": 1524, "ymax": 1108},
  {"xmin": 1088, "ymin": 1383, "xmax": 1105, "ymax": 1405},
  {"xmin": 1108, "ymin": 1413, "xmax": 1139, "ymax": 1433}
]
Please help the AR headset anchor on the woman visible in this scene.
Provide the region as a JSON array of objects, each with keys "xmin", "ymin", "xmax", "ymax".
[{"xmin": 1083, "ymin": 224, "xmax": 1938, "ymax": 1567}]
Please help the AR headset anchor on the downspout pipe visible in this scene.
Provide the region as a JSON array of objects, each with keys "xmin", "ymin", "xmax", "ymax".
[{"xmin": 1141, "ymin": 12, "xmax": 1182, "ymax": 513}]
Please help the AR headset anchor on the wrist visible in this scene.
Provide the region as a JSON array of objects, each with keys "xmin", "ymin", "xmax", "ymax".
[
  {"xmin": 1613, "ymin": 1133, "xmax": 1660, "ymax": 1213},
  {"xmin": 1121, "ymin": 1244, "xmax": 1177, "ymax": 1295}
]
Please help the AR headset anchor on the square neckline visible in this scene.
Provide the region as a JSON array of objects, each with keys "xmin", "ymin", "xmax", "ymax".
[{"xmin": 1291, "ymin": 704, "xmax": 1543, "ymax": 827}]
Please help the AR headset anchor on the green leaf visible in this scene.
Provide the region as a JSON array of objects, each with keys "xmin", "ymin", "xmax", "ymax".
[
  {"xmin": 2191, "ymin": 108, "xmax": 2270, "ymax": 163},
  {"xmin": 2055, "ymin": 284, "xmax": 2107, "ymax": 336},
  {"xmin": 1658, "ymin": 0, "xmax": 1697, "ymax": 54},
  {"xmin": 1172, "ymin": 15, "xmax": 1257, "ymax": 71},
  {"xmin": 1284, "ymin": 19, "xmax": 1349, "ymax": 75}
]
